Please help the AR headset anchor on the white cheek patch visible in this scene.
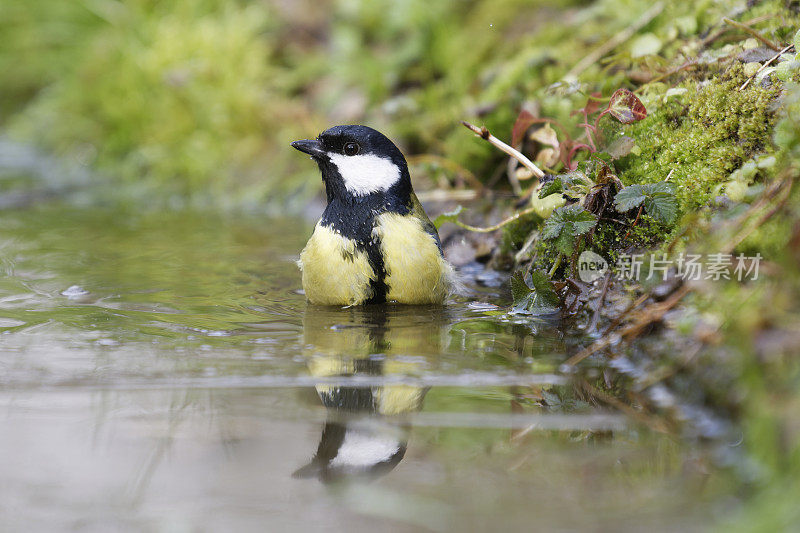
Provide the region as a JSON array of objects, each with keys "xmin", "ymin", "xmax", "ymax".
[{"xmin": 328, "ymin": 153, "xmax": 401, "ymax": 196}]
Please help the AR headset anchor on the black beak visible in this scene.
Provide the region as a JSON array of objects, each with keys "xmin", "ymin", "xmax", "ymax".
[{"xmin": 291, "ymin": 139, "xmax": 325, "ymax": 158}]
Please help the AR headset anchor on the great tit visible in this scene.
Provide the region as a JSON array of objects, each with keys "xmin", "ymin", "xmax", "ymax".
[{"xmin": 291, "ymin": 125, "xmax": 456, "ymax": 306}]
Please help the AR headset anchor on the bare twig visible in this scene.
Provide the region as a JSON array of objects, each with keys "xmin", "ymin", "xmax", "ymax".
[
  {"xmin": 449, "ymin": 205, "xmax": 540, "ymax": 233},
  {"xmin": 564, "ymin": 285, "xmax": 691, "ymax": 367},
  {"xmin": 603, "ymin": 292, "xmax": 651, "ymax": 335},
  {"xmin": 740, "ymin": 44, "xmax": 794, "ymax": 91},
  {"xmin": 701, "ymin": 14, "xmax": 776, "ymax": 48},
  {"xmin": 624, "ymin": 204, "xmax": 644, "ymax": 240},
  {"xmin": 566, "ymin": 2, "xmax": 665, "ymax": 80},
  {"xmin": 722, "ymin": 17, "xmax": 780, "ymax": 51},
  {"xmin": 461, "ymin": 121, "xmax": 546, "ymax": 188}
]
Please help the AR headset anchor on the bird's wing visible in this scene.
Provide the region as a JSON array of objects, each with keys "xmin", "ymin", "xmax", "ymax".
[{"xmin": 408, "ymin": 192, "xmax": 443, "ymax": 254}]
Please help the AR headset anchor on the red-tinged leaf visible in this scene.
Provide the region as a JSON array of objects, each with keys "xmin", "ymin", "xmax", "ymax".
[
  {"xmin": 606, "ymin": 88, "xmax": 647, "ymax": 124},
  {"xmin": 511, "ymin": 109, "xmax": 537, "ymax": 147}
]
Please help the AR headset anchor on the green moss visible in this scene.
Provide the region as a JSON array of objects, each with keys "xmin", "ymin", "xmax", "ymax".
[{"xmin": 617, "ymin": 64, "xmax": 780, "ymax": 212}]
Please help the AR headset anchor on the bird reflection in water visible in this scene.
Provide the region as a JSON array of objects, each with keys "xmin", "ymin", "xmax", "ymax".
[{"xmin": 293, "ymin": 304, "xmax": 451, "ymax": 483}]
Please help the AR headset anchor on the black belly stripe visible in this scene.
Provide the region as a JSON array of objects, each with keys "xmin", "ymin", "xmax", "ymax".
[
  {"xmin": 319, "ymin": 192, "xmax": 412, "ymax": 305},
  {"xmin": 363, "ymin": 239, "xmax": 388, "ymax": 304}
]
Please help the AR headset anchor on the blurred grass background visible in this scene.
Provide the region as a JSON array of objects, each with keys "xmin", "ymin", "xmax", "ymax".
[
  {"xmin": 1, "ymin": 0, "xmax": 745, "ymax": 209},
  {"xmin": 1, "ymin": 0, "xmax": 582, "ymax": 208}
]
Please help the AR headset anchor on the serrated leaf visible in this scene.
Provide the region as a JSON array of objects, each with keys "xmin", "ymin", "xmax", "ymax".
[
  {"xmin": 511, "ymin": 109, "xmax": 537, "ymax": 147},
  {"xmin": 613, "ymin": 184, "xmax": 646, "ymax": 211},
  {"xmin": 542, "ymin": 204, "xmax": 597, "ymax": 254},
  {"xmin": 510, "ymin": 270, "xmax": 561, "ymax": 315},
  {"xmin": 643, "ymin": 192, "xmax": 678, "ymax": 224},
  {"xmin": 641, "ymin": 182, "xmax": 675, "ymax": 195},
  {"xmin": 614, "ymin": 183, "xmax": 678, "ymax": 223},
  {"xmin": 539, "ymin": 175, "xmax": 565, "ymax": 198},
  {"xmin": 433, "ymin": 205, "xmax": 463, "ymax": 229},
  {"xmin": 606, "ymin": 88, "xmax": 647, "ymax": 124},
  {"xmin": 509, "ymin": 271, "xmax": 533, "ymax": 304},
  {"xmin": 554, "ymin": 232, "xmax": 575, "ymax": 255}
]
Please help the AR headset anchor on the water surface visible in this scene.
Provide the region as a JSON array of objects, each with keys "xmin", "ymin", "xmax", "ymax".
[{"xmin": 1, "ymin": 205, "xmax": 730, "ymax": 531}]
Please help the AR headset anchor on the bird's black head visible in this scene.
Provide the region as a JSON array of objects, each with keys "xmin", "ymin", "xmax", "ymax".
[{"xmin": 291, "ymin": 125, "xmax": 412, "ymax": 205}]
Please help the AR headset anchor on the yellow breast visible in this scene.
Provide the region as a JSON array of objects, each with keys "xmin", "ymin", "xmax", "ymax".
[
  {"xmin": 374, "ymin": 212, "xmax": 454, "ymax": 304},
  {"xmin": 298, "ymin": 223, "xmax": 375, "ymax": 305}
]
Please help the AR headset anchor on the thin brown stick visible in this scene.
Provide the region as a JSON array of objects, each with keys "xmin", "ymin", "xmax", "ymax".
[
  {"xmin": 722, "ymin": 17, "xmax": 780, "ymax": 51},
  {"xmin": 740, "ymin": 44, "xmax": 794, "ymax": 91},
  {"xmin": 624, "ymin": 204, "xmax": 644, "ymax": 240},
  {"xmin": 701, "ymin": 14, "xmax": 776, "ymax": 48},
  {"xmin": 603, "ymin": 292, "xmax": 651, "ymax": 335},
  {"xmin": 566, "ymin": 2, "xmax": 665, "ymax": 80},
  {"xmin": 461, "ymin": 121, "xmax": 546, "ymax": 181},
  {"xmin": 564, "ymin": 285, "xmax": 691, "ymax": 367}
]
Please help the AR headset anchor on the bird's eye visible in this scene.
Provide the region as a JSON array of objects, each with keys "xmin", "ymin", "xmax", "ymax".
[{"xmin": 343, "ymin": 142, "xmax": 360, "ymax": 156}]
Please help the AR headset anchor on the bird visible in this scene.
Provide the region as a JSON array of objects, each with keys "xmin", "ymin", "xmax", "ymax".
[{"xmin": 291, "ymin": 125, "xmax": 456, "ymax": 306}]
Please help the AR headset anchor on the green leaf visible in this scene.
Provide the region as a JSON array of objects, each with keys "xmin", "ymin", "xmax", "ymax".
[
  {"xmin": 613, "ymin": 184, "xmax": 646, "ymax": 211},
  {"xmin": 553, "ymin": 232, "xmax": 575, "ymax": 255},
  {"xmin": 510, "ymin": 270, "xmax": 561, "ymax": 315},
  {"xmin": 433, "ymin": 205, "xmax": 463, "ymax": 229},
  {"xmin": 614, "ymin": 183, "xmax": 678, "ymax": 223},
  {"xmin": 539, "ymin": 171, "xmax": 594, "ymax": 200},
  {"xmin": 509, "ymin": 271, "xmax": 532, "ymax": 304},
  {"xmin": 538, "ymin": 175, "xmax": 565, "ymax": 198},
  {"xmin": 641, "ymin": 182, "xmax": 676, "ymax": 195},
  {"xmin": 643, "ymin": 192, "xmax": 678, "ymax": 224},
  {"xmin": 794, "ymin": 29, "xmax": 800, "ymax": 54},
  {"xmin": 542, "ymin": 204, "xmax": 597, "ymax": 254},
  {"xmin": 776, "ymin": 60, "xmax": 800, "ymax": 82}
]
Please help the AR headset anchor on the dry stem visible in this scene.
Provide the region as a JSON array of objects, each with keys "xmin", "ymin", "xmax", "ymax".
[
  {"xmin": 451, "ymin": 205, "xmax": 540, "ymax": 233},
  {"xmin": 461, "ymin": 121, "xmax": 546, "ymax": 183},
  {"xmin": 739, "ymin": 44, "xmax": 794, "ymax": 91},
  {"xmin": 722, "ymin": 17, "xmax": 780, "ymax": 51}
]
